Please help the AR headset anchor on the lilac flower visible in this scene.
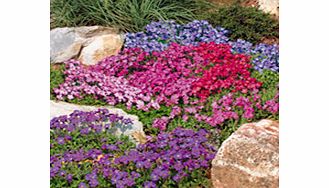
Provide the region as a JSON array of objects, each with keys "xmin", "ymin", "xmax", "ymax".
[
  {"xmin": 125, "ymin": 20, "xmax": 229, "ymax": 52},
  {"xmin": 56, "ymin": 137, "xmax": 65, "ymax": 145},
  {"xmin": 131, "ymin": 171, "xmax": 141, "ymax": 179},
  {"xmin": 108, "ymin": 144, "xmax": 118, "ymax": 151},
  {"xmin": 143, "ymin": 181, "xmax": 157, "ymax": 188},
  {"xmin": 66, "ymin": 174, "xmax": 73, "ymax": 183},
  {"xmin": 78, "ymin": 182, "xmax": 88, "ymax": 188},
  {"xmin": 173, "ymin": 171, "xmax": 187, "ymax": 182},
  {"xmin": 51, "ymin": 109, "xmax": 216, "ymax": 187}
]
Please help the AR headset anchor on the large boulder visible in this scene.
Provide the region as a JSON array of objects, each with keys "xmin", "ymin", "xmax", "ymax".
[
  {"xmin": 211, "ymin": 119, "xmax": 279, "ymax": 188},
  {"xmin": 50, "ymin": 26, "xmax": 124, "ymax": 65},
  {"xmin": 50, "ymin": 100, "xmax": 146, "ymax": 144}
]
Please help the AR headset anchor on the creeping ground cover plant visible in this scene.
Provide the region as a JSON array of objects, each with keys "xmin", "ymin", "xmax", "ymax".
[
  {"xmin": 51, "ymin": 19, "xmax": 279, "ymax": 187},
  {"xmin": 51, "ymin": 109, "xmax": 216, "ymax": 187},
  {"xmin": 54, "ymin": 42, "xmax": 262, "ymax": 109},
  {"xmin": 124, "ymin": 20, "xmax": 279, "ymax": 72},
  {"xmin": 53, "ymin": 36, "xmax": 279, "ymax": 135}
]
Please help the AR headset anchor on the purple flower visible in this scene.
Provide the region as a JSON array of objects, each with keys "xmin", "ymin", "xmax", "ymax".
[
  {"xmin": 80, "ymin": 128, "xmax": 90, "ymax": 135},
  {"xmin": 150, "ymin": 172, "xmax": 160, "ymax": 181},
  {"xmin": 108, "ymin": 145, "xmax": 118, "ymax": 151},
  {"xmin": 78, "ymin": 182, "xmax": 88, "ymax": 188},
  {"xmin": 131, "ymin": 171, "xmax": 141, "ymax": 179},
  {"xmin": 143, "ymin": 181, "xmax": 157, "ymax": 188},
  {"xmin": 173, "ymin": 171, "xmax": 187, "ymax": 182},
  {"xmin": 56, "ymin": 137, "xmax": 65, "ymax": 145},
  {"xmin": 66, "ymin": 174, "xmax": 73, "ymax": 183}
]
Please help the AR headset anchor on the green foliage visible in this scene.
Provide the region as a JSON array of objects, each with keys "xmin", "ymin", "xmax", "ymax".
[
  {"xmin": 115, "ymin": 103, "xmax": 172, "ymax": 135},
  {"xmin": 50, "ymin": 64, "xmax": 65, "ymax": 100},
  {"xmin": 69, "ymin": 95, "xmax": 108, "ymax": 106},
  {"xmin": 51, "ymin": 130, "xmax": 134, "ymax": 156},
  {"xmin": 252, "ymin": 69, "xmax": 279, "ymax": 89},
  {"xmin": 198, "ymin": 4, "xmax": 279, "ymax": 43},
  {"xmin": 252, "ymin": 69, "xmax": 279, "ymax": 101},
  {"xmin": 50, "ymin": 0, "xmax": 208, "ymax": 32}
]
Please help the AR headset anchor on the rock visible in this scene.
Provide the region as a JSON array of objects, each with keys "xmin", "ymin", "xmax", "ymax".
[
  {"xmin": 50, "ymin": 27, "xmax": 83, "ymax": 63},
  {"xmin": 257, "ymin": 0, "xmax": 279, "ymax": 17},
  {"xmin": 79, "ymin": 34, "xmax": 123, "ymax": 65},
  {"xmin": 50, "ymin": 100, "xmax": 146, "ymax": 144},
  {"xmin": 211, "ymin": 119, "xmax": 279, "ymax": 188},
  {"xmin": 50, "ymin": 26, "xmax": 124, "ymax": 65}
]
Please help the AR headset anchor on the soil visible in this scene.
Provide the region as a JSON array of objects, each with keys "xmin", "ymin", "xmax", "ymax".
[
  {"xmin": 50, "ymin": 63, "xmax": 64, "ymax": 71},
  {"xmin": 240, "ymin": 0, "xmax": 259, "ymax": 7},
  {"xmin": 260, "ymin": 37, "xmax": 279, "ymax": 45}
]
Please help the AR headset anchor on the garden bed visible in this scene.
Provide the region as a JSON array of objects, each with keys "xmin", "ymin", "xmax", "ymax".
[{"xmin": 50, "ymin": 1, "xmax": 279, "ymax": 186}]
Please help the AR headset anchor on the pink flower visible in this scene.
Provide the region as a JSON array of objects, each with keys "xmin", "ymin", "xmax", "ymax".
[
  {"xmin": 169, "ymin": 106, "xmax": 181, "ymax": 119},
  {"xmin": 182, "ymin": 114, "xmax": 189, "ymax": 122},
  {"xmin": 152, "ymin": 117, "xmax": 169, "ymax": 131}
]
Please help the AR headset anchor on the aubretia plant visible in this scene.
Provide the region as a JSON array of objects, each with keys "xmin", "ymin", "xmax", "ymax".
[
  {"xmin": 111, "ymin": 128, "xmax": 216, "ymax": 187},
  {"xmin": 125, "ymin": 20, "xmax": 230, "ymax": 52},
  {"xmin": 230, "ymin": 39, "xmax": 279, "ymax": 72},
  {"xmin": 51, "ymin": 110, "xmax": 216, "ymax": 187},
  {"xmin": 54, "ymin": 42, "xmax": 261, "ymax": 110},
  {"xmin": 124, "ymin": 20, "xmax": 279, "ymax": 72},
  {"xmin": 53, "ymin": 59, "xmax": 149, "ymax": 109},
  {"xmin": 53, "ymin": 40, "xmax": 279, "ymax": 135},
  {"xmin": 50, "ymin": 109, "xmax": 135, "ymax": 154},
  {"xmin": 50, "ymin": 109, "xmax": 136, "ymax": 187}
]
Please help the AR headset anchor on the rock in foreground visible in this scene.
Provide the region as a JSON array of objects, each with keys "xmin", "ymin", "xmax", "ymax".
[
  {"xmin": 50, "ymin": 100, "xmax": 145, "ymax": 144},
  {"xmin": 211, "ymin": 119, "xmax": 279, "ymax": 188}
]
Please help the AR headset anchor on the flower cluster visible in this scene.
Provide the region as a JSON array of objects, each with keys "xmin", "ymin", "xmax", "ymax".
[
  {"xmin": 230, "ymin": 39, "xmax": 279, "ymax": 72},
  {"xmin": 124, "ymin": 20, "xmax": 279, "ymax": 72},
  {"xmin": 51, "ymin": 110, "xmax": 216, "ymax": 187},
  {"xmin": 55, "ymin": 42, "xmax": 260, "ymax": 111},
  {"xmin": 152, "ymin": 90, "xmax": 279, "ymax": 130},
  {"xmin": 50, "ymin": 109, "xmax": 136, "ymax": 187},
  {"xmin": 251, "ymin": 43, "xmax": 279, "ymax": 72},
  {"xmin": 50, "ymin": 109, "xmax": 133, "ymax": 148},
  {"xmin": 195, "ymin": 92, "xmax": 279, "ymax": 126},
  {"xmin": 53, "ymin": 60, "xmax": 149, "ymax": 109},
  {"xmin": 108, "ymin": 128, "xmax": 216, "ymax": 187},
  {"xmin": 191, "ymin": 42, "xmax": 262, "ymax": 100},
  {"xmin": 125, "ymin": 20, "xmax": 229, "ymax": 52}
]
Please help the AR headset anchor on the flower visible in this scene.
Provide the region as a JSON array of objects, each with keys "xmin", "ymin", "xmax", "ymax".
[
  {"xmin": 143, "ymin": 181, "xmax": 157, "ymax": 188},
  {"xmin": 78, "ymin": 182, "xmax": 88, "ymax": 188},
  {"xmin": 152, "ymin": 117, "xmax": 169, "ymax": 131}
]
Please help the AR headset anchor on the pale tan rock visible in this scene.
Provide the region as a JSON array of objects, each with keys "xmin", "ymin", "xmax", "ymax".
[
  {"xmin": 50, "ymin": 100, "xmax": 145, "ymax": 144},
  {"xmin": 78, "ymin": 34, "xmax": 124, "ymax": 65},
  {"xmin": 258, "ymin": 0, "xmax": 279, "ymax": 17},
  {"xmin": 211, "ymin": 119, "xmax": 279, "ymax": 188}
]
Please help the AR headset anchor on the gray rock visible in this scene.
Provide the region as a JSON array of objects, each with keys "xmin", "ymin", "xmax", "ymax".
[
  {"xmin": 50, "ymin": 27, "xmax": 83, "ymax": 63},
  {"xmin": 50, "ymin": 26, "xmax": 124, "ymax": 65},
  {"xmin": 50, "ymin": 100, "xmax": 146, "ymax": 144}
]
